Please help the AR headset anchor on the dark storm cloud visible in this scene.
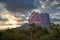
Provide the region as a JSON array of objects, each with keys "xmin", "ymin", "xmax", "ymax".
[
  {"xmin": 40, "ymin": 0, "xmax": 54, "ymax": 2},
  {"xmin": 4, "ymin": 0, "xmax": 38, "ymax": 12},
  {"xmin": 0, "ymin": 0, "xmax": 60, "ymax": 24},
  {"xmin": 51, "ymin": 18, "xmax": 60, "ymax": 24},
  {"xmin": 51, "ymin": 18, "xmax": 60, "ymax": 22},
  {"xmin": 0, "ymin": 0, "xmax": 60, "ymax": 13}
]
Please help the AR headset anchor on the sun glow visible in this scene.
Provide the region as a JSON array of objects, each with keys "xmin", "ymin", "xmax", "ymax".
[{"xmin": 0, "ymin": 9, "xmax": 21, "ymax": 30}]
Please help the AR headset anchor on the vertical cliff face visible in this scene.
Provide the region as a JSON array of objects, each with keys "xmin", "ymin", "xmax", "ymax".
[{"xmin": 28, "ymin": 12, "xmax": 50, "ymax": 27}]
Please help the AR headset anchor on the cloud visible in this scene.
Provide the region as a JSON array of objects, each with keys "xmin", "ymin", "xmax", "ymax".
[
  {"xmin": 0, "ymin": 16, "xmax": 8, "ymax": 21},
  {"xmin": 34, "ymin": 0, "xmax": 60, "ymax": 24},
  {"xmin": 0, "ymin": 0, "xmax": 60, "ymax": 25},
  {"xmin": 4, "ymin": 0, "xmax": 38, "ymax": 12}
]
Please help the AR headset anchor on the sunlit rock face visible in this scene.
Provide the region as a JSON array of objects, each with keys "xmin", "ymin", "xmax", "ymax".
[{"xmin": 28, "ymin": 12, "xmax": 50, "ymax": 27}]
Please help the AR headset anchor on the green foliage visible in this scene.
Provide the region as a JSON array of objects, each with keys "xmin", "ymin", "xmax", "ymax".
[
  {"xmin": 0, "ymin": 23, "xmax": 60, "ymax": 40},
  {"xmin": 0, "ymin": 29, "xmax": 20, "ymax": 40}
]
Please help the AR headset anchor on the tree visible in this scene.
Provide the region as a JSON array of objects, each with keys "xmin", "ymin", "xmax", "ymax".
[{"xmin": 0, "ymin": 29, "xmax": 20, "ymax": 40}]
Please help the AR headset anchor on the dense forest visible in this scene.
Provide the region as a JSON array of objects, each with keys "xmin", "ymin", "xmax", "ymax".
[{"xmin": 0, "ymin": 23, "xmax": 60, "ymax": 40}]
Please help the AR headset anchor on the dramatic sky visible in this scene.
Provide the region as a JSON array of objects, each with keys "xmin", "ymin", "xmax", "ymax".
[{"xmin": 0, "ymin": 0, "xmax": 60, "ymax": 30}]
